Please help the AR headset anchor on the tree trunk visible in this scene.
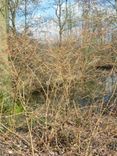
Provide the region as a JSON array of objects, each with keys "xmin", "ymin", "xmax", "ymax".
[
  {"xmin": 0, "ymin": 0, "xmax": 10, "ymax": 94},
  {"xmin": 115, "ymin": 0, "xmax": 117, "ymax": 13}
]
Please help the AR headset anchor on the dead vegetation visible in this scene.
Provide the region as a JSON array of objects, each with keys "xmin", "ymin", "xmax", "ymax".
[{"xmin": 0, "ymin": 31, "xmax": 117, "ymax": 155}]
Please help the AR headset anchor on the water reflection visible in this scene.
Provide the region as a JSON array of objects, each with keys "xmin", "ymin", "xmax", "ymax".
[{"xmin": 104, "ymin": 72, "xmax": 117, "ymax": 103}]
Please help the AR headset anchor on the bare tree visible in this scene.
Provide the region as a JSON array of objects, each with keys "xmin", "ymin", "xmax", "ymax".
[
  {"xmin": 114, "ymin": 0, "xmax": 117, "ymax": 11},
  {"xmin": 8, "ymin": 0, "xmax": 41, "ymax": 34},
  {"xmin": 106, "ymin": 0, "xmax": 117, "ymax": 13},
  {"xmin": 17, "ymin": 0, "xmax": 41, "ymax": 34},
  {"xmin": 65, "ymin": 1, "xmax": 78, "ymax": 36},
  {"xmin": 54, "ymin": 0, "xmax": 68, "ymax": 46},
  {"xmin": 8, "ymin": 0, "xmax": 19, "ymax": 33}
]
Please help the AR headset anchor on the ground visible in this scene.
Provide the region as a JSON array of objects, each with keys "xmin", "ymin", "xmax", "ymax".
[{"xmin": 0, "ymin": 105, "xmax": 117, "ymax": 156}]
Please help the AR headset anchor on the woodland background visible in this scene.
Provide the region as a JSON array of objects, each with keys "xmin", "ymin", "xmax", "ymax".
[{"xmin": 0, "ymin": 0, "xmax": 117, "ymax": 155}]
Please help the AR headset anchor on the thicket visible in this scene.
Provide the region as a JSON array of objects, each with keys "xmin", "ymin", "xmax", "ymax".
[
  {"xmin": 0, "ymin": 14, "xmax": 117, "ymax": 156},
  {"xmin": 0, "ymin": 32, "xmax": 116, "ymax": 155}
]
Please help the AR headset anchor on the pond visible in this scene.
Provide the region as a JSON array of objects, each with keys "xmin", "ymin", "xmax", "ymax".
[
  {"xmin": 103, "ymin": 72, "xmax": 117, "ymax": 103},
  {"xmin": 78, "ymin": 67, "xmax": 117, "ymax": 106}
]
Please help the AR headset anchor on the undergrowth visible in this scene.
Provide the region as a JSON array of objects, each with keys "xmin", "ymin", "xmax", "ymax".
[{"xmin": 0, "ymin": 32, "xmax": 117, "ymax": 155}]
